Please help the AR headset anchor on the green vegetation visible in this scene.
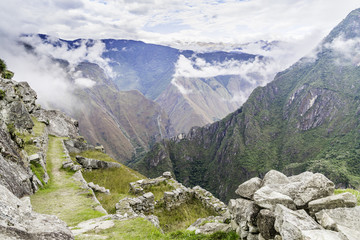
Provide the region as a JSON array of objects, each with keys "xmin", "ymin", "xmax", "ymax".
[
  {"xmin": 75, "ymin": 217, "xmax": 238, "ymax": 240},
  {"xmin": 0, "ymin": 89, "xmax": 5, "ymax": 100},
  {"xmin": 80, "ymin": 151, "xmax": 144, "ymax": 213},
  {"xmin": 0, "ymin": 58, "xmax": 14, "ymax": 79},
  {"xmin": 31, "ymin": 136, "xmax": 105, "ymax": 226},
  {"xmin": 143, "ymin": 181, "xmax": 175, "ymax": 201},
  {"xmin": 70, "ymin": 149, "xmax": 119, "ymax": 163},
  {"xmin": 155, "ymin": 198, "xmax": 218, "ymax": 233},
  {"xmin": 30, "ymin": 161, "xmax": 46, "ymax": 185},
  {"xmin": 15, "ymin": 117, "xmax": 46, "ymax": 155},
  {"xmin": 334, "ymin": 188, "xmax": 360, "ymax": 205}
]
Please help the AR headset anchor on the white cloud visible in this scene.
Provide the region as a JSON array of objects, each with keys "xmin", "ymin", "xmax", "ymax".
[
  {"xmin": 0, "ymin": 0, "xmax": 358, "ymax": 48},
  {"xmin": 20, "ymin": 35, "xmax": 114, "ymax": 78},
  {"xmin": 324, "ymin": 36, "xmax": 360, "ymax": 65},
  {"xmin": 74, "ymin": 78, "xmax": 96, "ymax": 88},
  {"xmin": 1, "ymin": 37, "xmax": 78, "ymax": 111}
]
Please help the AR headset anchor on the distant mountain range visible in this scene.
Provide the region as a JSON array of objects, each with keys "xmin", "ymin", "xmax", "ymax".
[
  {"xmin": 135, "ymin": 8, "xmax": 360, "ymax": 201},
  {"xmin": 19, "ymin": 34, "xmax": 279, "ymax": 163}
]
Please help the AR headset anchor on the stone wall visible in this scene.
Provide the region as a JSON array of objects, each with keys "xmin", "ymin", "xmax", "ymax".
[
  {"xmin": 228, "ymin": 170, "xmax": 359, "ymax": 239},
  {"xmin": 128, "ymin": 172, "xmax": 227, "ymax": 215}
]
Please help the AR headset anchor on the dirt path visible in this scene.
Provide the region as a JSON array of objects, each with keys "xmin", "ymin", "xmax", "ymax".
[{"xmin": 30, "ymin": 136, "xmax": 104, "ymax": 226}]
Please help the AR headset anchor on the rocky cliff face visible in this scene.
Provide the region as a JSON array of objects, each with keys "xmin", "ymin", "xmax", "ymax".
[
  {"xmin": 136, "ymin": 8, "xmax": 360, "ymax": 202},
  {"xmin": 0, "ymin": 76, "xmax": 79, "ymax": 239}
]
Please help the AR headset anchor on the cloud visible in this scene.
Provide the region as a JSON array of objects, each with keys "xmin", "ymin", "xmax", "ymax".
[
  {"xmin": 0, "ymin": 0, "xmax": 358, "ymax": 48},
  {"xmin": 1, "ymin": 37, "xmax": 78, "ymax": 111},
  {"xmin": 324, "ymin": 36, "xmax": 360, "ymax": 65},
  {"xmin": 74, "ymin": 78, "xmax": 96, "ymax": 88},
  {"xmin": 20, "ymin": 35, "xmax": 114, "ymax": 77}
]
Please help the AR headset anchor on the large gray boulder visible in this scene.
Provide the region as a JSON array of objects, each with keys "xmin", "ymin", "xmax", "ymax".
[
  {"xmin": 0, "ymin": 183, "xmax": 73, "ymax": 239},
  {"xmin": 316, "ymin": 206, "xmax": 360, "ymax": 240},
  {"xmin": 262, "ymin": 170, "xmax": 290, "ymax": 186},
  {"xmin": 187, "ymin": 216, "xmax": 230, "ymax": 235},
  {"xmin": 228, "ymin": 198, "xmax": 260, "ymax": 238},
  {"xmin": 235, "ymin": 177, "xmax": 262, "ymax": 199},
  {"xmin": 76, "ymin": 156, "xmax": 121, "ymax": 170},
  {"xmin": 257, "ymin": 209, "xmax": 277, "ymax": 240},
  {"xmin": 260, "ymin": 171, "xmax": 335, "ymax": 208},
  {"xmin": 308, "ymin": 192, "xmax": 357, "ymax": 215},
  {"xmin": 35, "ymin": 109, "xmax": 79, "ymax": 138},
  {"xmin": 274, "ymin": 204, "xmax": 322, "ymax": 240},
  {"xmin": 0, "ymin": 153, "xmax": 33, "ymax": 198},
  {"xmin": 253, "ymin": 186, "xmax": 296, "ymax": 211}
]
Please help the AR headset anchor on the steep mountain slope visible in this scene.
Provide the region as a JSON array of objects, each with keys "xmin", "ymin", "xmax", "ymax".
[
  {"xmin": 68, "ymin": 62, "xmax": 173, "ymax": 164},
  {"xmin": 24, "ymin": 35, "xmax": 272, "ymax": 134},
  {"xmin": 136, "ymin": 8, "xmax": 360, "ymax": 202}
]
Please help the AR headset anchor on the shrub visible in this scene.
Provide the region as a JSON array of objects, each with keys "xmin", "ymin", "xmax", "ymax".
[{"xmin": 0, "ymin": 90, "xmax": 5, "ymax": 100}]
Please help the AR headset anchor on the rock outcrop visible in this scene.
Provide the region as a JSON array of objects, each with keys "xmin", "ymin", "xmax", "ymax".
[
  {"xmin": 228, "ymin": 170, "xmax": 358, "ymax": 239},
  {"xmin": 0, "ymin": 183, "xmax": 74, "ymax": 239}
]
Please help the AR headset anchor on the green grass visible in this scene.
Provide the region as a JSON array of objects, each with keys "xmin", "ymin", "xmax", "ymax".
[
  {"xmin": 82, "ymin": 162, "xmax": 144, "ymax": 213},
  {"xmin": 143, "ymin": 181, "xmax": 176, "ymax": 201},
  {"xmin": 155, "ymin": 198, "xmax": 218, "ymax": 233},
  {"xmin": 75, "ymin": 217, "xmax": 238, "ymax": 240},
  {"xmin": 70, "ymin": 149, "xmax": 119, "ymax": 163},
  {"xmin": 334, "ymin": 188, "xmax": 360, "ymax": 205},
  {"xmin": 31, "ymin": 136, "xmax": 105, "ymax": 226},
  {"xmin": 30, "ymin": 161, "xmax": 46, "ymax": 185},
  {"xmin": 15, "ymin": 117, "xmax": 46, "ymax": 155}
]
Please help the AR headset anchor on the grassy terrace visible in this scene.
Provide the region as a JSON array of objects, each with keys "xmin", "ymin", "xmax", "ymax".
[
  {"xmin": 75, "ymin": 217, "xmax": 238, "ymax": 240},
  {"xmin": 71, "ymin": 150, "xmax": 145, "ymax": 213},
  {"xmin": 17, "ymin": 117, "xmax": 46, "ymax": 155},
  {"xmin": 30, "ymin": 136, "xmax": 105, "ymax": 226}
]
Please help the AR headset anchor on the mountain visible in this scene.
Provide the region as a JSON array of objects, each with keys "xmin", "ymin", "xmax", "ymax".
[
  {"xmin": 64, "ymin": 62, "xmax": 174, "ymax": 164},
  {"xmin": 135, "ymin": 8, "xmax": 360, "ymax": 202},
  {"xmin": 24, "ymin": 35, "xmax": 273, "ymax": 134}
]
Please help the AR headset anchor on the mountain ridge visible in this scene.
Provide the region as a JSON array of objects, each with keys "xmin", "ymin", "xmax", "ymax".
[{"xmin": 135, "ymin": 8, "xmax": 360, "ymax": 202}]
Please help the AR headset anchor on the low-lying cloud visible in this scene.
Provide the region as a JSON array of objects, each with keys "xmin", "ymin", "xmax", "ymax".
[
  {"xmin": 324, "ymin": 35, "xmax": 360, "ymax": 65},
  {"xmin": 74, "ymin": 78, "xmax": 96, "ymax": 88},
  {"xmin": 20, "ymin": 35, "xmax": 114, "ymax": 77}
]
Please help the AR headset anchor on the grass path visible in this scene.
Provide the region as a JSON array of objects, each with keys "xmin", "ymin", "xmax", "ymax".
[{"xmin": 30, "ymin": 136, "xmax": 105, "ymax": 226}]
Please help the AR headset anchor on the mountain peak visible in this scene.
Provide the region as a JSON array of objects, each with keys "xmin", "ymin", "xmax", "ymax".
[{"xmin": 323, "ymin": 8, "xmax": 360, "ymax": 44}]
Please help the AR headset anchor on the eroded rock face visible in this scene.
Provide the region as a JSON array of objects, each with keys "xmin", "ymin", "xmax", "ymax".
[{"xmin": 0, "ymin": 183, "xmax": 74, "ymax": 239}]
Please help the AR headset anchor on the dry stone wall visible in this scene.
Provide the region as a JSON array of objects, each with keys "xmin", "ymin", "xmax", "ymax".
[{"xmin": 228, "ymin": 170, "xmax": 359, "ymax": 239}]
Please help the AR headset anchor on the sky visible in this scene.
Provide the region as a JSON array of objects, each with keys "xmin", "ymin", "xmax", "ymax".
[
  {"xmin": 0, "ymin": 0, "xmax": 359, "ymax": 46},
  {"xmin": 0, "ymin": 0, "xmax": 359, "ymax": 111}
]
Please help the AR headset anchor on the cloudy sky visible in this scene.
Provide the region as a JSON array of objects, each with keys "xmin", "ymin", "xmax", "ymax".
[{"xmin": 0, "ymin": 0, "xmax": 359, "ymax": 46}]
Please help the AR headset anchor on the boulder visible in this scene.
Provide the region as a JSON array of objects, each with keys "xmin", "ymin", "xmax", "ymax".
[
  {"xmin": 228, "ymin": 198, "xmax": 260, "ymax": 226},
  {"xmin": 0, "ymin": 183, "xmax": 73, "ymax": 239},
  {"xmin": 315, "ymin": 206, "xmax": 360, "ymax": 240},
  {"xmin": 235, "ymin": 177, "xmax": 262, "ymax": 200},
  {"xmin": 253, "ymin": 186, "xmax": 296, "ymax": 211},
  {"xmin": 308, "ymin": 192, "xmax": 356, "ymax": 215},
  {"xmin": 163, "ymin": 171, "xmax": 172, "ymax": 179},
  {"xmin": 274, "ymin": 204, "xmax": 322, "ymax": 240},
  {"xmin": 76, "ymin": 156, "xmax": 121, "ymax": 170},
  {"xmin": 187, "ymin": 216, "xmax": 230, "ymax": 235},
  {"xmin": 289, "ymin": 173, "xmax": 335, "ymax": 207},
  {"xmin": 257, "ymin": 209, "xmax": 277, "ymax": 240},
  {"xmin": 301, "ymin": 230, "xmax": 347, "ymax": 240},
  {"xmin": 88, "ymin": 182, "xmax": 110, "ymax": 194},
  {"xmin": 36, "ymin": 109, "xmax": 79, "ymax": 138},
  {"xmin": 262, "ymin": 170, "xmax": 290, "ymax": 186}
]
